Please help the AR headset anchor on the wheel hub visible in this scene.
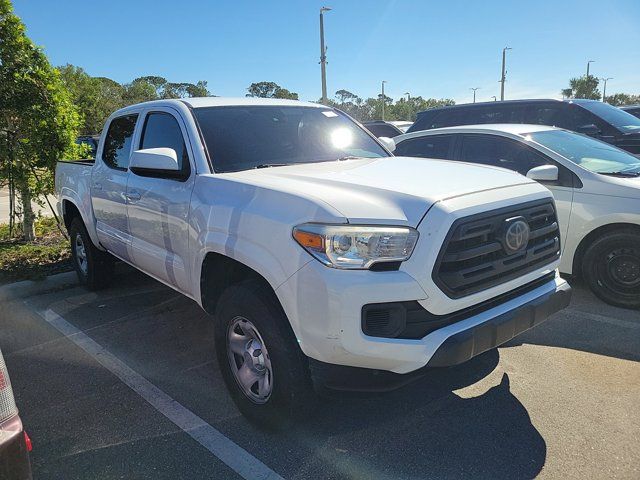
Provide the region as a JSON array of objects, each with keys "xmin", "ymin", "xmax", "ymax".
[
  {"xmin": 227, "ymin": 317, "xmax": 273, "ymax": 404},
  {"xmin": 606, "ymin": 248, "xmax": 640, "ymax": 288},
  {"xmin": 74, "ymin": 233, "xmax": 88, "ymax": 275}
]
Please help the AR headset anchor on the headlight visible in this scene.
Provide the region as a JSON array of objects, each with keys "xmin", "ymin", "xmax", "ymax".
[{"xmin": 293, "ymin": 223, "xmax": 419, "ymax": 269}]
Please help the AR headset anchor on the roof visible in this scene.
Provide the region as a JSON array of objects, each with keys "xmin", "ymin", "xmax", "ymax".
[
  {"xmin": 112, "ymin": 97, "xmax": 325, "ymax": 116},
  {"xmin": 396, "ymin": 124, "xmax": 558, "ymax": 142},
  {"xmin": 416, "ymin": 98, "xmax": 601, "ymax": 115},
  {"xmin": 183, "ymin": 97, "xmax": 322, "ymax": 109}
]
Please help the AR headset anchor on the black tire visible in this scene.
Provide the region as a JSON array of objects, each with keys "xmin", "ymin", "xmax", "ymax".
[
  {"xmin": 214, "ymin": 278, "xmax": 314, "ymax": 429},
  {"xmin": 69, "ymin": 217, "xmax": 114, "ymax": 290},
  {"xmin": 582, "ymin": 229, "xmax": 640, "ymax": 309}
]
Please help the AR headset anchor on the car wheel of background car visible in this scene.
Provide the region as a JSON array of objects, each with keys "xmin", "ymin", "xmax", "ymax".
[
  {"xmin": 69, "ymin": 217, "xmax": 114, "ymax": 291},
  {"xmin": 582, "ymin": 229, "xmax": 640, "ymax": 309},
  {"xmin": 214, "ymin": 278, "xmax": 314, "ymax": 430}
]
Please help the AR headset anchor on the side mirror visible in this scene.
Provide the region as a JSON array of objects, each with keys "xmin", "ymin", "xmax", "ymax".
[
  {"xmin": 378, "ymin": 136, "xmax": 396, "ymax": 152},
  {"xmin": 130, "ymin": 148, "xmax": 182, "ymax": 178},
  {"xmin": 576, "ymin": 123, "xmax": 600, "ymax": 136},
  {"xmin": 526, "ymin": 165, "xmax": 559, "ymax": 183}
]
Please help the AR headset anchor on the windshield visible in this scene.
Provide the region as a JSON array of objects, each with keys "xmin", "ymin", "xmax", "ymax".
[
  {"xmin": 193, "ymin": 106, "xmax": 389, "ymax": 172},
  {"xmin": 528, "ymin": 130, "xmax": 640, "ymax": 175},
  {"xmin": 576, "ymin": 101, "xmax": 640, "ymax": 133}
]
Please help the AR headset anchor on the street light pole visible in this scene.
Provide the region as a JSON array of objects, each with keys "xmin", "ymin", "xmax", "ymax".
[
  {"xmin": 586, "ymin": 60, "xmax": 594, "ymax": 78},
  {"xmin": 600, "ymin": 77, "xmax": 612, "ymax": 102},
  {"xmin": 319, "ymin": 7, "xmax": 332, "ymax": 104},
  {"xmin": 470, "ymin": 87, "xmax": 480, "ymax": 103},
  {"xmin": 499, "ymin": 46, "xmax": 512, "ymax": 101},
  {"xmin": 491, "ymin": 95, "xmax": 497, "ymax": 101},
  {"xmin": 381, "ymin": 81, "xmax": 387, "ymax": 120}
]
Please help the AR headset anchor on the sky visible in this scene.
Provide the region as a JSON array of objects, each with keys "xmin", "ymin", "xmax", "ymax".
[{"xmin": 12, "ymin": 0, "xmax": 640, "ymax": 104}]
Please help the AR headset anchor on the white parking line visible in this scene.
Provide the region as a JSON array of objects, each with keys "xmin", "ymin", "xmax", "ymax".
[{"xmin": 35, "ymin": 308, "xmax": 284, "ymax": 480}]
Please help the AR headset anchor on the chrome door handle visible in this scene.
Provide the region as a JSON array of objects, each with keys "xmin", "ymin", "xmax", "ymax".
[
  {"xmin": 93, "ymin": 182, "xmax": 102, "ymax": 191},
  {"xmin": 125, "ymin": 190, "xmax": 141, "ymax": 201}
]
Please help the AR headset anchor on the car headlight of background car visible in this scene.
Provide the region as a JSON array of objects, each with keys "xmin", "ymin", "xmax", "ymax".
[{"xmin": 293, "ymin": 223, "xmax": 419, "ymax": 269}]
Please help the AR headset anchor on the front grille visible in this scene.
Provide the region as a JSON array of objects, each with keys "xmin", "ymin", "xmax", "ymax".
[{"xmin": 433, "ymin": 199, "xmax": 560, "ymax": 298}]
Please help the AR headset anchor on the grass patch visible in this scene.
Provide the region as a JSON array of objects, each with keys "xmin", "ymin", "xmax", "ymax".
[{"xmin": 0, "ymin": 217, "xmax": 73, "ymax": 284}]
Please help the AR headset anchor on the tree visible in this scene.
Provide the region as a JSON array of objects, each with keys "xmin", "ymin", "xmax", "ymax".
[
  {"xmin": 0, "ymin": 0, "xmax": 83, "ymax": 239},
  {"xmin": 123, "ymin": 77, "xmax": 159, "ymax": 104},
  {"xmin": 562, "ymin": 75, "xmax": 600, "ymax": 100},
  {"xmin": 606, "ymin": 93, "xmax": 640, "ymax": 106},
  {"xmin": 335, "ymin": 89, "xmax": 358, "ymax": 104},
  {"xmin": 123, "ymin": 76, "xmax": 210, "ymax": 102},
  {"xmin": 246, "ymin": 81, "xmax": 298, "ymax": 100},
  {"xmin": 58, "ymin": 64, "xmax": 125, "ymax": 134}
]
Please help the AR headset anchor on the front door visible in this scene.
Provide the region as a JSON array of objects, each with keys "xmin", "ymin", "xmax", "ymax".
[
  {"xmin": 125, "ymin": 108, "xmax": 195, "ymax": 293},
  {"xmin": 91, "ymin": 114, "xmax": 138, "ymax": 261},
  {"xmin": 457, "ymin": 133, "xmax": 574, "ymax": 243}
]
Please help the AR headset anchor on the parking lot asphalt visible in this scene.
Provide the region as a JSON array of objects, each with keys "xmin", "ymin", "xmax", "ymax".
[{"xmin": 1, "ymin": 266, "xmax": 638, "ymax": 479}]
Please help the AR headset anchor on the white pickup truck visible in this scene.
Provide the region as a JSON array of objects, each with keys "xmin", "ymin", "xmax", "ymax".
[{"xmin": 55, "ymin": 98, "xmax": 571, "ymax": 427}]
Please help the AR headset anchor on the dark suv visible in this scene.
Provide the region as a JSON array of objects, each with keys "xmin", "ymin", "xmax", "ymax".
[
  {"xmin": 408, "ymin": 99, "xmax": 640, "ymax": 155},
  {"xmin": 621, "ymin": 104, "xmax": 640, "ymax": 119}
]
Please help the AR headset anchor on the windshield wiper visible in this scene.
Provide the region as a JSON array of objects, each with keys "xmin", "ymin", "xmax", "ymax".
[
  {"xmin": 252, "ymin": 163, "xmax": 288, "ymax": 169},
  {"xmin": 600, "ymin": 171, "xmax": 640, "ymax": 177},
  {"xmin": 336, "ymin": 155, "xmax": 362, "ymax": 161}
]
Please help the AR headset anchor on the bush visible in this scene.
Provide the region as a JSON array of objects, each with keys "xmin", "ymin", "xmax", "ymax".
[{"xmin": 0, "ymin": 217, "xmax": 71, "ymax": 282}]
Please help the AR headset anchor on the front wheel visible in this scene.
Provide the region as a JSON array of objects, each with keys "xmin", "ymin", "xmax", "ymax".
[
  {"xmin": 214, "ymin": 279, "xmax": 314, "ymax": 429},
  {"xmin": 582, "ymin": 229, "xmax": 640, "ymax": 309}
]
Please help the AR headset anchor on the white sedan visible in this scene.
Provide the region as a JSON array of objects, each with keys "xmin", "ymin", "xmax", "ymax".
[{"xmin": 390, "ymin": 124, "xmax": 640, "ymax": 309}]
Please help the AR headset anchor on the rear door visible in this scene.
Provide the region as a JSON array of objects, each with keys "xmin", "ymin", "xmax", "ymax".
[
  {"xmin": 91, "ymin": 114, "xmax": 138, "ymax": 260},
  {"xmin": 456, "ymin": 133, "xmax": 574, "ymax": 245},
  {"xmin": 125, "ymin": 107, "xmax": 195, "ymax": 293}
]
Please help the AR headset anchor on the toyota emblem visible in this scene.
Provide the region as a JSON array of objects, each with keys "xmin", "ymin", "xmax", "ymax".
[{"xmin": 504, "ymin": 218, "xmax": 530, "ymax": 254}]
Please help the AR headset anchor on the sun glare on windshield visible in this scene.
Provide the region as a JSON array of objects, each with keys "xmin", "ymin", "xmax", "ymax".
[{"xmin": 330, "ymin": 127, "xmax": 353, "ymax": 149}]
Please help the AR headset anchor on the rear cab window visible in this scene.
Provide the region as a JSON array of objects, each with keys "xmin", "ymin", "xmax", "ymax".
[{"xmin": 102, "ymin": 114, "xmax": 138, "ymax": 170}]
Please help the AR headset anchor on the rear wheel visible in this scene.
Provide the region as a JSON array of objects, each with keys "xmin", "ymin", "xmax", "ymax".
[
  {"xmin": 214, "ymin": 279, "xmax": 314, "ymax": 429},
  {"xmin": 69, "ymin": 217, "xmax": 114, "ymax": 290},
  {"xmin": 582, "ymin": 229, "xmax": 640, "ymax": 309}
]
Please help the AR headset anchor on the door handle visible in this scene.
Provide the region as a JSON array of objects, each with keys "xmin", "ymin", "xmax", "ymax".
[
  {"xmin": 125, "ymin": 190, "xmax": 141, "ymax": 201},
  {"xmin": 93, "ymin": 182, "xmax": 102, "ymax": 191}
]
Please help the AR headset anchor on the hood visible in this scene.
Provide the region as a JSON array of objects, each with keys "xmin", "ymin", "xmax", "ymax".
[
  {"xmin": 595, "ymin": 173, "xmax": 640, "ymax": 199},
  {"xmin": 224, "ymin": 157, "xmax": 536, "ymax": 225}
]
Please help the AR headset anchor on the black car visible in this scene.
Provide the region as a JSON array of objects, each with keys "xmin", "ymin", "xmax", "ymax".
[
  {"xmin": 362, "ymin": 121, "xmax": 404, "ymax": 138},
  {"xmin": 621, "ymin": 104, "xmax": 640, "ymax": 119},
  {"xmin": 407, "ymin": 99, "xmax": 640, "ymax": 155}
]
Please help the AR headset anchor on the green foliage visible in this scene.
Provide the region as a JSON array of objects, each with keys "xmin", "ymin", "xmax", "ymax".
[
  {"xmin": 605, "ymin": 93, "xmax": 640, "ymax": 106},
  {"xmin": 0, "ymin": 0, "xmax": 84, "ymax": 239},
  {"xmin": 0, "ymin": 216, "xmax": 71, "ymax": 283},
  {"xmin": 328, "ymin": 90, "xmax": 455, "ymax": 122},
  {"xmin": 562, "ymin": 75, "xmax": 601, "ymax": 100},
  {"xmin": 59, "ymin": 69, "xmax": 212, "ymax": 134},
  {"xmin": 58, "ymin": 64, "xmax": 125, "ymax": 134},
  {"xmin": 246, "ymin": 81, "xmax": 299, "ymax": 100}
]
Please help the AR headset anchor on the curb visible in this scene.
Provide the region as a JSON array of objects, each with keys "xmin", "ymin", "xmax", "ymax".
[{"xmin": 0, "ymin": 271, "xmax": 78, "ymax": 303}]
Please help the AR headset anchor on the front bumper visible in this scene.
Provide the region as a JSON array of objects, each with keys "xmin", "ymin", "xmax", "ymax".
[
  {"xmin": 426, "ymin": 277, "xmax": 571, "ymax": 366},
  {"xmin": 276, "ymin": 259, "xmax": 571, "ymax": 375},
  {"xmin": 309, "ymin": 277, "xmax": 571, "ymax": 392}
]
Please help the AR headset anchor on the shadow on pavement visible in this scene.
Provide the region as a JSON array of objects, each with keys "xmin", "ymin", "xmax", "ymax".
[
  {"xmin": 506, "ymin": 278, "xmax": 640, "ymax": 362},
  {"xmin": 278, "ymin": 350, "xmax": 546, "ymax": 479},
  {"xmin": 6, "ymin": 267, "xmax": 551, "ymax": 479}
]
